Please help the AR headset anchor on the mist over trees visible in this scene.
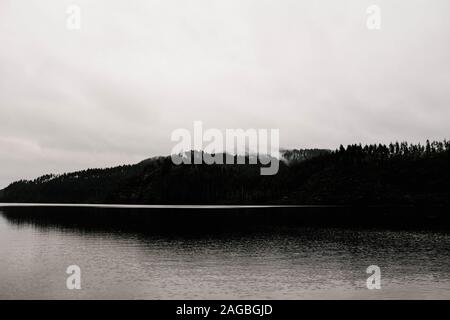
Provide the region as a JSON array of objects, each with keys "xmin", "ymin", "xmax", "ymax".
[{"xmin": 1, "ymin": 141, "xmax": 449, "ymax": 205}]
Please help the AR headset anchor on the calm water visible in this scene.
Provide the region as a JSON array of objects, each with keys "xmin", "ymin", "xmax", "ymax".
[{"xmin": 0, "ymin": 207, "xmax": 449, "ymax": 299}]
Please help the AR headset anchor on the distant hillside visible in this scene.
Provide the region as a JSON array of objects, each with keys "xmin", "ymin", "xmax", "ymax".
[
  {"xmin": 1, "ymin": 142, "xmax": 450, "ymax": 205},
  {"xmin": 281, "ymin": 148, "xmax": 331, "ymax": 163}
]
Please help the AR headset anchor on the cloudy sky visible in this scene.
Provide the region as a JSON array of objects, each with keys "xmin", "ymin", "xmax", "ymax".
[{"xmin": 0, "ymin": 0, "xmax": 450, "ymax": 188}]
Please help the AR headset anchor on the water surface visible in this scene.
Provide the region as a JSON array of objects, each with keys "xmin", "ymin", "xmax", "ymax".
[{"xmin": 0, "ymin": 206, "xmax": 449, "ymax": 299}]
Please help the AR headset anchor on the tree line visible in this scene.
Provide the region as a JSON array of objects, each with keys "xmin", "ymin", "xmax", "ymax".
[{"xmin": 1, "ymin": 141, "xmax": 449, "ymax": 205}]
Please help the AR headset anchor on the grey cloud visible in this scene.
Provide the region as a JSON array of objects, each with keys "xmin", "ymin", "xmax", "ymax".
[{"xmin": 1, "ymin": 0, "xmax": 450, "ymax": 187}]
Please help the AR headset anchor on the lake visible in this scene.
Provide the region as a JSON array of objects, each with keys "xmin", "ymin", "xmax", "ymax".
[{"xmin": 0, "ymin": 205, "xmax": 449, "ymax": 299}]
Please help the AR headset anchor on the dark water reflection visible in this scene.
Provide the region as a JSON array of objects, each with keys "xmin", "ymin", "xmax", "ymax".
[{"xmin": 0, "ymin": 207, "xmax": 449, "ymax": 299}]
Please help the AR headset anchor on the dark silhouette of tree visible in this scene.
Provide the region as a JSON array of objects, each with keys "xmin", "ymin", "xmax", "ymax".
[{"xmin": 1, "ymin": 141, "xmax": 449, "ymax": 205}]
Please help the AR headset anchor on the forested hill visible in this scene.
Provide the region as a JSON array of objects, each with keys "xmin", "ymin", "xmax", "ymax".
[{"xmin": 1, "ymin": 141, "xmax": 450, "ymax": 205}]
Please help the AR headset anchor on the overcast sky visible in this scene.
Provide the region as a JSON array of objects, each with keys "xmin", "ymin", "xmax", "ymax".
[{"xmin": 1, "ymin": 0, "xmax": 450, "ymax": 188}]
